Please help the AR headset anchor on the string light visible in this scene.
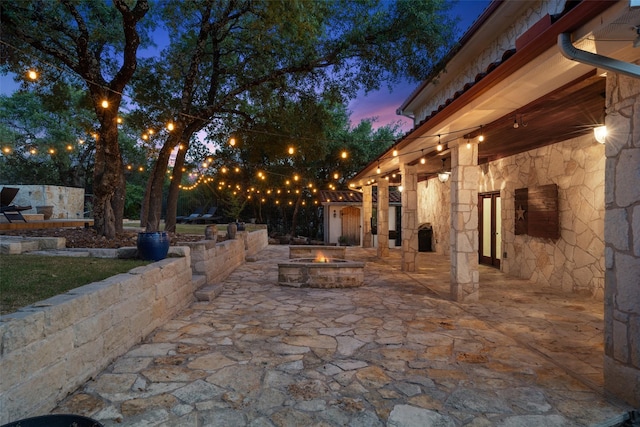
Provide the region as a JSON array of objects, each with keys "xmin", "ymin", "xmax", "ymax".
[
  {"xmin": 393, "ymin": 148, "xmax": 398, "ymax": 156},
  {"xmin": 341, "ymin": 150, "xmax": 348, "ymax": 159},
  {"xmin": 166, "ymin": 122, "xmax": 175, "ymax": 131},
  {"xmin": 27, "ymin": 69, "xmax": 38, "ymax": 80},
  {"xmin": 288, "ymin": 146, "xmax": 295, "ymax": 155},
  {"xmin": 101, "ymin": 99, "xmax": 109, "ymax": 108},
  {"xmin": 478, "ymin": 125, "xmax": 484, "ymax": 142},
  {"xmin": 229, "ymin": 137, "xmax": 236, "ymax": 146},
  {"xmin": 436, "ymin": 134, "xmax": 443, "ymax": 151}
]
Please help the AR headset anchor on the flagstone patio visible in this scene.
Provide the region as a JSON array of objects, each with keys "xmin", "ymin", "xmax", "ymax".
[{"xmin": 53, "ymin": 245, "xmax": 631, "ymax": 426}]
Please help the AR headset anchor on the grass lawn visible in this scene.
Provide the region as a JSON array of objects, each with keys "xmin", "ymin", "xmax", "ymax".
[{"xmin": 0, "ymin": 255, "xmax": 149, "ymax": 315}]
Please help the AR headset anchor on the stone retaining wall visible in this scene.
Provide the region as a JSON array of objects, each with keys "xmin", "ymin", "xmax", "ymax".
[
  {"xmin": 0, "ymin": 229, "xmax": 270, "ymax": 423},
  {"xmin": 0, "ymin": 252, "xmax": 193, "ymax": 423}
]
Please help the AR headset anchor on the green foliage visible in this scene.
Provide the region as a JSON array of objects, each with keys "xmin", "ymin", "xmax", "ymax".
[
  {"xmin": 124, "ymin": 183, "xmax": 146, "ymax": 220},
  {"xmin": 0, "ymin": 87, "xmax": 95, "ymax": 186}
]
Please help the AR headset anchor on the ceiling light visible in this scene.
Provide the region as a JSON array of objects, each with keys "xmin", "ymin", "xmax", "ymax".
[{"xmin": 437, "ymin": 158, "xmax": 450, "ymax": 183}]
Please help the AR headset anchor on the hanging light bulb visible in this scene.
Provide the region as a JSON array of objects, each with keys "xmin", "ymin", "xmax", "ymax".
[
  {"xmin": 101, "ymin": 99, "xmax": 109, "ymax": 109},
  {"xmin": 420, "ymin": 149, "xmax": 425, "ymax": 164},
  {"xmin": 393, "ymin": 148, "xmax": 398, "ymax": 156},
  {"xmin": 376, "ymin": 163, "xmax": 381, "ymax": 174},
  {"xmin": 478, "ymin": 125, "xmax": 484, "ymax": 142},
  {"xmin": 436, "ymin": 135, "xmax": 443, "ymax": 151}
]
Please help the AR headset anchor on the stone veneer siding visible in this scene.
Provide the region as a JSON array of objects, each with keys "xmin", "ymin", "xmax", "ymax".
[
  {"xmin": 603, "ymin": 70, "xmax": 640, "ymax": 407},
  {"xmin": 479, "ymin": 133, "xmax": 605, "ymax": 297},
  {"xmin": 417, "ymin": 178, "xmax": 451, "ymax": 256}
]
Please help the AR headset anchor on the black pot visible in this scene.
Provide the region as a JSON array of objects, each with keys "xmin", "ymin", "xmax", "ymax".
[
  {"xmin": 0, "ymin": 414, "xmax": 103, "ymax": 427},
  {"xmin": 137, "ymin": 231, "xmax": 170, "ymax": 261}
]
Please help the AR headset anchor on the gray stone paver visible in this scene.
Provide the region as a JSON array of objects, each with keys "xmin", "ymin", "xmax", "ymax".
[{"xmin": 54, "ymin": 245, "xmax": 629, "ymax": 426}]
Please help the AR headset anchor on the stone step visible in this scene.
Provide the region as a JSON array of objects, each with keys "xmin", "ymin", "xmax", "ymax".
[{"xmin": 194, "ymin": 283, "xmax": 224, "ymax": 301}]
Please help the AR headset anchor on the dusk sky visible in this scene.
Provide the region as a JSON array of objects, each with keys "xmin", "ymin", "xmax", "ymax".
[
  {"xmin": 1, "ymin": 1, "xmax": 491, "ymax": 133},
  {"xmin": 348, "ymin": 0, "xmax": 491, "ymax": 132}
]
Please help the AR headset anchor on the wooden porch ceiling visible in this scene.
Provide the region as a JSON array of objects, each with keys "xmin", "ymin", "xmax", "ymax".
[
  {"xmin": 397, "ymin": 72, "xmax": 606, "ymax": 184},
  {"xmin": 470, "ymin": 71, "xmax": 605, "ymax": 164}
]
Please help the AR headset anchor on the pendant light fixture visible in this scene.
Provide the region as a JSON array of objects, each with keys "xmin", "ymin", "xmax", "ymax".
[{"xmin": 437, "ymin": 158, "xmax": 450, "ymax": 183}]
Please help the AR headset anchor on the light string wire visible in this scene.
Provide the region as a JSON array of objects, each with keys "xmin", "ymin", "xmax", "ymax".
[{"xmin": 1, "ymin": 39, "xmax": 487, "ymax": 194}]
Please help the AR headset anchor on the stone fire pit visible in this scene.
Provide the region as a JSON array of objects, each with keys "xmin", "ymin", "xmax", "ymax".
[
  {"xmin": 278, "ymin": 257, "xmax": 365, "ymax": 288},
  {"xmin": 288, "ymin": 245, "xmax": 346, "ymax": 260}
]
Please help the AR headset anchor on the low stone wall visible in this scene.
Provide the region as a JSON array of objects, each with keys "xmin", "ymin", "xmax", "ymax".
[
  {"xmin": 244, "ymin": 228, "xmax": 268, "ymax": 257},
  {"xmin": 0, "ymin": 229, "xmax": 270, "ymax": 423},
  {"xmin": 180, "ymin": 238, "xmax": 245, "ymax": 285},
  {"xmin": 0, "ymin": 251, "xmax": 193, "ymax": 424}
]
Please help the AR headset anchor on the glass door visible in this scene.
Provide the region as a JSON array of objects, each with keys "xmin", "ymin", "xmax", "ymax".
[{"xmin": 479, "ymin": 192, "xmax": 501, "ymax": 268}]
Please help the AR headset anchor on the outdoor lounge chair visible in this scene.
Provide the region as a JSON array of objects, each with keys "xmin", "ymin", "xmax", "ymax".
[
  {"xmin": 176, "ymin": 207, "xmax": 204, "ymax": 224},
  {"xmin": 0, "ymin": 187, "xmax": 31, "ymax": 223},
  {"xmin": 191, "ymin": 206, "xmax": 221, "ymax": 224}
]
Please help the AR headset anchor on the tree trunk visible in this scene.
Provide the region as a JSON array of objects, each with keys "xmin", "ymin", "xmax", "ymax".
[
  {"xmin": 113, "ymin": 170, "xmax": 126, "ymax": 233},
  {"xmin": 141, "ymin": 132, "xmax": 180, "ymax": 231},
  {"xmin": 164, "ymin": 143, "xmax": 188, "ymax": 232},
  {"xmin": 92, "ymin": 119, "xmax": 122, "ymax": 238},
  {"xmin": 289, "ymin": 193, "xmax": 303, "ymax": 236}
]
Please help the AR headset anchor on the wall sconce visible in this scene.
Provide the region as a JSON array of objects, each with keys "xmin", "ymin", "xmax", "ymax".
[
  {"xmin": 437, "ymin": 158, "xmax": 450, "ymax": 183},
  {"xmin": 594, "ymin": 125, "xmax": 607, "ymax": 144},
  {"xmin": 333, "ymin": 209, "xmax": 337, "ymax": 218}
]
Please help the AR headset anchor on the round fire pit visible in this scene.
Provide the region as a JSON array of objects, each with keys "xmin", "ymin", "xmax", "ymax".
[{"xmin": 278, "ymin": 257, "xmax": 365, "ymax": 288}]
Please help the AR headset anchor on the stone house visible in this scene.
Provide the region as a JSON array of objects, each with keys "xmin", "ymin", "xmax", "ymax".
[{"xmin": 350, "ymin": 0, "xmax": 640, "ymax": 406}]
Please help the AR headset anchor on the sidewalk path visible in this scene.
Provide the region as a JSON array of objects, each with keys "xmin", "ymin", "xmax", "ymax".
[{"xmin": 55, "ymin": 245, "xmax": 629, "ymax": 426}]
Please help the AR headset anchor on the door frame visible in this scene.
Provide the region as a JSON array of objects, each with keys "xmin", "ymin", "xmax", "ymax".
[{"xmin": 479, "ymin": 191, "xmax": 501, "ymax": 268}]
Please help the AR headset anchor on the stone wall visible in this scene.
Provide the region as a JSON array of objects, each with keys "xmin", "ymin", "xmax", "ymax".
[
  {"xmin": 479, "ymin": 134, "xmax": 605, "ymax": 297},
  {"xmin": 7, "ymin": 185, "xmax": 85, "ymax": 219},
  {"xmin": 0, "ymin": 252, "xmax": 194, "ymax": 424},
  {"xmin": 243, "ymin": 228, "xmax": 269, "ymax": 257},
  {"xmin": 0, "ymin": 229, "xmax": 270, "ymax": 423},
  {"xmin": 417, "ymin": 178, "xmax": 451, "ymax": 256},
  {"xmin": 603, "ymin": 69, "xmax": 640, "ymax": 407},
  {"xmin": 181, "ymin": 229, "xmax": 268, "ymax": 284}
]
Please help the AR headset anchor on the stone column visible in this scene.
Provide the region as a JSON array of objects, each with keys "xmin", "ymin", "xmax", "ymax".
[
  {"xmin": 362, "ymin": 185, "xmax": 373, "ymax": 248},
  {"xmin": 449, "ymin": 139, "xmax": 480, "ymax": 302},
  {"xmin": 400, "ymin": 163, "xmax": 418, "ymax": 272},
  {"xmin": 603, "ymin": 70, "xmax": 640, "ymax": 407},
  {"xmin": 377, "ymin": 178, "xmax": 389, "ymax": 258}
]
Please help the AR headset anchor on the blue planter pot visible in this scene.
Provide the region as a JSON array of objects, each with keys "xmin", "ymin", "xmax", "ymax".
[{"xmin": 137, "ymin": 231, "xmax": 170, "ymax": 261}]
